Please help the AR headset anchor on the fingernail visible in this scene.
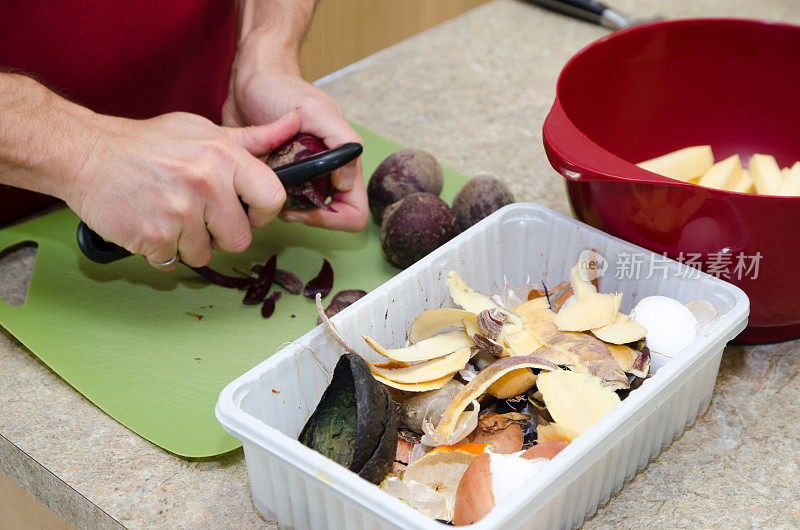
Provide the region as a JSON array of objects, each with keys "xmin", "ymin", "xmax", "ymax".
[{"xmin": 333, "ymin": 169, "xmax": 354, "ymax": 192}]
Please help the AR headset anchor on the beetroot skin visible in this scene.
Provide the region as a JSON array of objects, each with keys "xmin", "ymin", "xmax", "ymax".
[
  {"xmin": 379, "ymin": 192, "xmax": 459, "ymax": 268},
  {"xmin": 368, "ymin": 149, "xmax": 443, "ymax": 224},
  {"xmin": 267, "ymin": 133, "xmax": 333, "ymax": 211}
]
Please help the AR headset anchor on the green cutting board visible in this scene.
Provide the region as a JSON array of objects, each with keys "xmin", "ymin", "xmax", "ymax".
[{"xmin": 0, "ymin": 125, "xmax": 469, "ymax": 457}]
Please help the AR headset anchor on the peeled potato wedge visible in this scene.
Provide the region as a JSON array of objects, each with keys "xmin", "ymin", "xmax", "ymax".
[
  {"xmin": 697, "ymin": 154, "xmax": 742, "ymax": 191},
  {"xmin": 591, "ymin": 313, "xmax": 647, "ymax": 344},
  {"xmin": 637, "ymin": 145, "xmax": 714, "ymax": 182},
  {"xmin": 775, "ymin": 162, "xmax": 800, "ymax": 196},
  {"xmin": 733, "ymin": 169, "xmax": 755, "ymax": 193},
  {"xmin": 363, "ymin": 330, "xmax": 471, "ymax": 363},
  {"xmin": 750, "ymin": 153, "xmax": 783, "ymax": 195}
]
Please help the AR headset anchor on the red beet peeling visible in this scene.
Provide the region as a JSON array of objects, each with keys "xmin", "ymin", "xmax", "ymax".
[
  {"xmin": 190, "ymin": 266, "xmax": 253, "ymax": 290},
  {"xmin": 317, "ymin": 289, "xmax": 367, "ymax": 323},
  {"xmin": 252, "ymin": 265, "xmax": 304, "ymax": 295},
  {"xmin": 304, "ymin": 259, "xmax": 334, "ymax": 299},
  {"xmin": 243, "ymin": 255, "xmax": 277, "ymax": 305},
  {"xmin": 261, "ymin": 291, "xmax": 282, "ymax": 318},
  {"xmin": 266, "ymin": 133, "xmax": 334, "ymax": 212}
]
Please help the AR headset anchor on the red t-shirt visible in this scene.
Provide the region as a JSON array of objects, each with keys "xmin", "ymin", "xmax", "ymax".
[{"xmin": 0, "ymin": 1, "xmax": 238, "ymax": 224}]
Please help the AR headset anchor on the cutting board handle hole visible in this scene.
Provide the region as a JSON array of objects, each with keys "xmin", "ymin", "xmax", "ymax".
[{"xmin": 0, "ymin": 241, "xmax": 38, "ymax": 307}]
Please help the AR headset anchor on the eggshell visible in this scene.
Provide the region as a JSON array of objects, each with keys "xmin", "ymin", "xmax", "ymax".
[{"xmin": 630, "ymin": 296, "xmax": 697, "ymax": 355}]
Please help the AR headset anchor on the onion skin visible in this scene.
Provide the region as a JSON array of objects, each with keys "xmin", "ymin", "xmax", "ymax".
[
  {"xmin": 521, "ymin": 440, "xmax": 568, "ymax": 460},
  {"xmin": 472, "ymin": 422, "xmax": 523, "ymax": 454},
  {"xmin": 453, "ymin": 453, "xmax": 494, "ymax": 526}
]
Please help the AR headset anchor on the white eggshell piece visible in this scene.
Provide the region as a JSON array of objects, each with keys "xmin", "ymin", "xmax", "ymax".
[
  {"xmin": 488, "ymin": 453, "xmax": 548, "ymax": 506},
  {"xmin": 630, "ymin": 296, "xmax": 698, "ymax": 356}
]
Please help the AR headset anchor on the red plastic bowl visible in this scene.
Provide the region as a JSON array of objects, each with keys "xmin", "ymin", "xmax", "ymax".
[{"xmin": 543, "ymin": 18, "xmax": 800, "ymax": 343}]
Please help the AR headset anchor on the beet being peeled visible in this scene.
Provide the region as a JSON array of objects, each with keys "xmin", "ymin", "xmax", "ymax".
[
  {"xmin": 379, "ymin": 192, "xmax": 459, "ymax": 268},
  {"xmin": 266, "ymin": 133, "xmax": 334, "ymax": 211}
]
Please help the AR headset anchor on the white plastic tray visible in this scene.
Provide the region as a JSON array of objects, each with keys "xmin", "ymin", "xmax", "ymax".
[{"xmin": 216, "ymin": 203, "xmax": 748, "ymax": 530}]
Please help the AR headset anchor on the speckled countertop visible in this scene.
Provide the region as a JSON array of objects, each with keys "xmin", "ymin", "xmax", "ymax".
[{"xmin": 2, "ymin": 1, "xmax": 799, "ymax": 528}]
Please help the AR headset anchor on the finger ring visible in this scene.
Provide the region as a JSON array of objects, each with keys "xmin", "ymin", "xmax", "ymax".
[{"xmin": 152, "ymin": 254, "xmax": 179, "ymax": 267}]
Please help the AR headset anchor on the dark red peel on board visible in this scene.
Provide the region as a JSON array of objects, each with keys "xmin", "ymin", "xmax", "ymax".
[
  {"xmin": 190, "ymin": 266, "xmax": 253, "ymax": 290},
  {"xmin": 317, "ymin": 289, "xmax": 367, "ymax": 324},
  {"xmin": 243, "ymin": 255, "xmax": 277, "ymax": 305},
  {"xmin": 261, "ymin": 291, "xmax": 282, "ymax": 318},
  {"xmin": 252, "ymin": 264, "xmax": 304, "ymax": 295},
  {"xmin": 304, "ymin": 259, "xmax": 334, "ymax": 299}
]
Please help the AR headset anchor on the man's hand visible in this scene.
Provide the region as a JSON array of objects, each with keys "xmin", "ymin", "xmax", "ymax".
[
  {"xmin": 71, "ymin": 111, "xmax": 301, "ymax": 269},
  {"xmin": 0, "ymin": 73, "xmax": 303, "ymax": 270},
  {"xmin": 221, "ymin": 0, "xmax": 368, "ymax": 233}
]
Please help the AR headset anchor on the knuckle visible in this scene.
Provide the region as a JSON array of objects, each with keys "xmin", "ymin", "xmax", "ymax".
[
  {"xmin": 181, "ymin": 248, "xmax": 212, "ymax": 268},
  {"xmin": 168, "ymin": 197, "xmax": 193, "ymax": 220},
  {"xmin": 226, "ymin": 230, "xmax": 252, "ymax": 253}
]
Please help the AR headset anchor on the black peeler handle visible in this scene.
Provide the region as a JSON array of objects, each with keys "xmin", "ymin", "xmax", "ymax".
[{"xmin": 77, "ymin": 142, "xmax": 363, "ymax": 264}]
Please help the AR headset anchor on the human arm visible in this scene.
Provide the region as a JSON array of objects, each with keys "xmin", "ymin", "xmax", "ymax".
[
  {"xmin": 223, "ymin": 0, "xmax": 368, "ymax": 232},
  {"xmin": 0, "ymin": 72, "xmax": 300, "ymax": 269}
]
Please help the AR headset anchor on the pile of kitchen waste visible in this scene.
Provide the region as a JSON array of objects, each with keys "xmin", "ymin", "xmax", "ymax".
[{"xmin": 301, "ymin": 256, "xmax": 716, "ymax": 525}]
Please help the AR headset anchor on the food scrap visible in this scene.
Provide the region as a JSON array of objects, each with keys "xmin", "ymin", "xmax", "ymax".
[
  {"xmin": 192, "ymin": 256, "xmax": 356, "ymax": 321},
  {"xmin": 304, "ymin": 259, "xmax": 334, "ymax": 299},
  {"xmin": 300, "ymin": 255, "xmax": 716, "ymax": 524}
]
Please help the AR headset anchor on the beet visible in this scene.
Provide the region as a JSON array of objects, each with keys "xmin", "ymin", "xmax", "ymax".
[
  {"xmin": 452, "ymin": 175, "xmax": 515, "ymax": 231},
  {"xmin": 367, "ymin": 149, "xmax": 443, "ymax": 224},
  {"xmin": 379, "ymin": 192, "xmax": 459, "ymax": 268},
  {"xmin": 266, "ymin": 133, "xmax": 333, "ymax": 211}
]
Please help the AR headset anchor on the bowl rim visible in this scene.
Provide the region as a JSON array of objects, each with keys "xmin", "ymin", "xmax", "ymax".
[{"xmin": 544, "ymin": 17, "xmax": 800, "ymax": 200}]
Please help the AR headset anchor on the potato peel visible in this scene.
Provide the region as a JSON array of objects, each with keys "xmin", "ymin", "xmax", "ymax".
[
  {"xmin": 515, "ymin": 300, "xmax": 629, "ymax": 389},
  {"xmin": 432, "ymin": 354, "xmax": 559, "ymax": 444},
  {"xmin": 369, "ymin": 347, "xmax": 472, "ymax": 384},
  {"xmin": 591, "ymin": 313, "xmax": 647, "ymax": 344},
  {"xmin": 363, "ymin": 330, "xmax": 472, "ymax": 363},
  {"xmin": 372, "ymin": 371, "xmax": 457, "ymax": 392},
  {"xmin": 553, "ymin": 291, "xmax": 621, "ymax": 331},
  {"xmin": 536, "ymin": 370, "xmax": 620, "ymax": 439},
  {"xmin": 409, "ymin": 308, "xmax": 478, "ymax": 343},
  {"xmin": 447, "ymin": 271, "xmax": 508, "ymax": 315},
  {"xmin": 316, "ymin": 293, "xmax": 359, "ymax": 356},
  {"xmin": 486, "ymin": 369, "xmax": 537, "ymax": 399}
]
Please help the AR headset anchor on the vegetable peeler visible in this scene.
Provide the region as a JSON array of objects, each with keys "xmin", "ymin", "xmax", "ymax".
[{"xmin": 77, "ymin": 142, "xmax": 363, "ymax": 264}]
